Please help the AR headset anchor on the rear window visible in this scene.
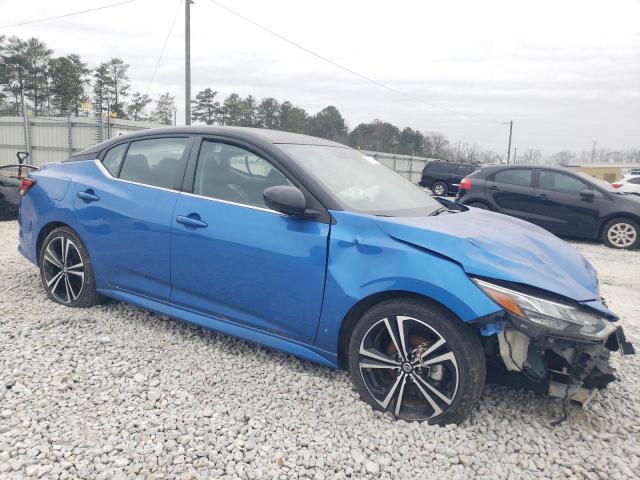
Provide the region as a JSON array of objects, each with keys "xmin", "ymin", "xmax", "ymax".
[
  {"xmin": 117, "ymin": 138, "xmax": 188, "ymax": 189},
  {"xmin": 456, "ymin": 164, "xmax": 477, "ymax": 175},
  {"xmin": 102, "ymin": 143, "xmax": 127, "ymax": 176},
  {"xmin": 493, "ymin": 169, "xmax": 533, "ymax": 187},
  {"xmin": 426, "ymin": 162, "xmax": 453, "ymax": 173}
]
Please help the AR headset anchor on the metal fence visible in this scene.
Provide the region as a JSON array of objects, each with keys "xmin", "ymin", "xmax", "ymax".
[
  {"xmin": 0, "ymin": 116, "xmax": 159, "ymax": 167},
  {"xmin": 0, "ymin": 117, "xmax": 437, "ymax": 183},
  {"xmin": 361, "ymin": 150, "xmax": 436, "ymax": 184}
]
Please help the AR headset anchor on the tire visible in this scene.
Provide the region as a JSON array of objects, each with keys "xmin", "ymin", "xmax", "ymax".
[
  {"xmin": 602, "ymin": 218, "xmax": 640, "ymax": 249},
  {"xmin": 432, "ymin": 182, "xmax": 448, "ymax": 196},
  {"xmin": 466, "ymin": 201, "xmax": 491, "ymax": 211},
  {"xmin": 348, "ymin": 298, "xmax": 485, "ymax": 425},
  {"xmin": 38, "ymin": 226, "xmax": 105, "ymax": 307}
]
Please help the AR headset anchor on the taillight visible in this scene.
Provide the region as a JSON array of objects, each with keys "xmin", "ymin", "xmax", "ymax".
[
  {"xmin": 611, "ymin": 183, "xmax": 622, "ymax": 189},
  {"xmin": 459, "ymin": 177, "xmax": 472, "ymax": 190},
  {"xmin": 19, "ymin": 178, "xmax": 36, "ymax": 195}
]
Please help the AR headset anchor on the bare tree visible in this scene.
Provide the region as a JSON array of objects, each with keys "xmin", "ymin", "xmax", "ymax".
[
  {"xmin": 552, "ymin": 150, "xmax": 575, "ymax": 166},
  {"xmin": 522, "ymin": 149, "xmax": 542, "ymax": 164},
  {"xmin": 424, "ymin": 131, "xmax": 449, "ymax": 158}
]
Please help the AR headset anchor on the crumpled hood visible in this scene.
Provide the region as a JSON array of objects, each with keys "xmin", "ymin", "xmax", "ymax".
[{"xmin": 375, "ymin": 208, "xmax": 601, "ymax": 303}]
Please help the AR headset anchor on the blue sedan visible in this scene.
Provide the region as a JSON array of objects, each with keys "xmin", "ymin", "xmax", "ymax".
[{"xmin": 17, "ymin": 127, "xmax": 633, "ymax": 424}]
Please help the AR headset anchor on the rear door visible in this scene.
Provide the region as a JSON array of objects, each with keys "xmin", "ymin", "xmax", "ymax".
[
  {"xmin": 170, "ymin": 138, "xmax": 330, "ymax": 343},
  {"xmin": 73, "ymin": 135, "xmax": 192, "ymax": 299},
  {"xmin": 485, "ymin": 168, "xmax": 538, "ymax": 222},
  {"xmin": 532, "ymin": 169, "xmax": 602, "ymax": 237}
]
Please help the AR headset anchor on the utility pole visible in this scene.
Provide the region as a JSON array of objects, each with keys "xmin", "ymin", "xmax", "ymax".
[
  {"xmin": 513, "ymin": 146, "xmax": 517, "ymax": 164},
  {"xmin": 503, "ymin": 120, "xmax": 513, "ymax": 164},
  {"xmin": 590, "ymin": 140, "xmax": 597, "ymax": 163},
  {"xmin": 185, "ymin": 0, "xmax": 193, "ymax": 125}
]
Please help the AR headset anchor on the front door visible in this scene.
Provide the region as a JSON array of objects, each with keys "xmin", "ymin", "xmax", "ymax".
[
  {"xmin": 73, "ymin": 136, "xmax": 191, "ymax": 299},
  {"xmin": 170, "ymin": 140, "xmax": 330, "ymax": 343},
  {"xmin": 532, "ymin": 169, "xmax": 602, "ymax": 237}
]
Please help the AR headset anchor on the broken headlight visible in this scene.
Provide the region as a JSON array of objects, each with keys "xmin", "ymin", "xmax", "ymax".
[{"xmin": 474, "ymin": 279, "xmax": 616, "ymax": 341}]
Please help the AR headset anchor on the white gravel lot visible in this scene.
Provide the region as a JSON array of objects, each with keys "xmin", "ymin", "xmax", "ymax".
[{"xmin": 1, "ymin": 220, "xmax": 639, "ymax": 480}]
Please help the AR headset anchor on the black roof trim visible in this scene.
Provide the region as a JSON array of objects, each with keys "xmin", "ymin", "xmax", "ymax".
[{"xmin": 71, "ymin": 126, "xmax": 347, "ymax": 158}]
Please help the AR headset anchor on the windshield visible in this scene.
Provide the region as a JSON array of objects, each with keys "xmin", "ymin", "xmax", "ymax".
[
  {"xmin": 576, "ymin": 172, "xmax": 617, "ymax": 192},
  {"xmin": 279, "ymin": 144, "xmax": 443, "ymax": 216}
]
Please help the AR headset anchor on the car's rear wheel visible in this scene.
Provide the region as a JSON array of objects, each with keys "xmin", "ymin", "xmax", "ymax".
[
  {"xmin": 602, "ymin": 218, "xmax": 639, "ymax": 249},
  {"xmin": 39, "ymin": 227, "xmax": 105, "ymax": 307},
  {"xmin": 348, "ymin": 298, "xmax": 485, "ymax": 425},
  {"xmin": 432, "ymin": 182, "xmax": 448, "ymax": 196}
]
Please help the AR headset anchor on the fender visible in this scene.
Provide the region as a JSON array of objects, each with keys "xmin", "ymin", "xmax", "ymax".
[{"xmin": 313, "ymin": 211, "xmax": 501, "ymax": 352}]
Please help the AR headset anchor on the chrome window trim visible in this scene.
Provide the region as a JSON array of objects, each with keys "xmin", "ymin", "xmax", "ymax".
[
  {"xmin": 179, "ymin": 191, "xmax": 285, "ymax": 216},
  {"xmin": 93, "ymin": 159, "xmax": 178, "ymax": 193},
  {"xmin": 93, "ymin": 159, "xmax": 284, "ymax": 216}
]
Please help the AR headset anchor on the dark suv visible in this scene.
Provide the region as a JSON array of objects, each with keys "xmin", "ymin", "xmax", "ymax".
[
  {"xmin": 419, "ymin": 161, "xmax": 479, "ymax": 196},
  {"xmin": 457, "ymin": 164, "xmax": 640, "ymax": 249}
]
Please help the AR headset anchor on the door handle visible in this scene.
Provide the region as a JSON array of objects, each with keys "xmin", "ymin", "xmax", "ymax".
[
  {"xmin": 77, "ymin": 190, "xmax": 100, "ymax": 202},
  {"xmin": 176, "ymin": 214, "xmax": 208, "ymax": 229},
  {"xmin": 488, "ymin": 185, "xmax": 500, "ymax": 191},
  {"xmin": 537, "ymin": 193, "xmax": 548, "ymax": 200}
]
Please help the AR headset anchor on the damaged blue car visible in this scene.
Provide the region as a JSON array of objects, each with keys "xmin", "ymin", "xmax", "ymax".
[{"xmin": 17, "ymin": 127, "xmax": 634, "ymax": 424}]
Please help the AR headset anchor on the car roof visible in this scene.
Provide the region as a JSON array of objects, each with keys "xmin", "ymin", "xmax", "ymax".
[
  {"xmin": 426, "ymin": 160, "xmax": 477, "ymax": 167},
  {"xmin": 478, "ymin": 164, "xmax": 574, "ymax": 173},
  {"xmin": 73, "ymin": 126, "xmax": 347, "ymax": 156}
]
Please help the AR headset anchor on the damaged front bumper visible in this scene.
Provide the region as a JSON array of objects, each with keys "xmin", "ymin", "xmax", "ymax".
[{"xmin": 493, "ymin": 320, "xmax": 635, "ymax": 406}]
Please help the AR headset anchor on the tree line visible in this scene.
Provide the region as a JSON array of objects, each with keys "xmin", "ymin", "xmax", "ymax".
[
  {"xmin": 0, "ymin": 34, "xmax": 502, "ymax": 161},
  {"xmin": 190, "ymin": 89, "xmax": 506, "ymax": 161},
  {"xmin": 2, "ymin": 35, "xmax": 637, "ymax": 164}
]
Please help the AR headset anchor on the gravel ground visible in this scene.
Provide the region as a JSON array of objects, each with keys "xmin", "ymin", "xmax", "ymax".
[{"xmin": 1, "ymin": 220, "xmax": 639, "ymax": 480}]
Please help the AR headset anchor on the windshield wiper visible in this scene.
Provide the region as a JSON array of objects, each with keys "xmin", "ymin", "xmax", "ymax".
[{"xmin": 430, "ymin": 207, "xmax": 449, "ymax": 216}]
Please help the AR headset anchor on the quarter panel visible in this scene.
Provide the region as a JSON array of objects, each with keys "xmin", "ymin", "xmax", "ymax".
[{"xmin": 18, "ymin": 163, "xmax": 84, "ymax": 265}]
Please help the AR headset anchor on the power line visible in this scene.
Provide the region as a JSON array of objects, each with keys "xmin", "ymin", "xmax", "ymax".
[
  {"xmin": 146, "ymin": 0, "xmax": 184, "ymax": 96},
  {"xmin": 0, "ymin": 0, "xmax": 139, "ymax": 28},
  {"xmin": 207, "ymin": 0, "xmax": 501, "ymax": 125}
]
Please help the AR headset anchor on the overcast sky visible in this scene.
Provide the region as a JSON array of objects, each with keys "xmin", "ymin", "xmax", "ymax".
[{"xmin": 2, "ymin": 0, "xmax": 639, "ymax": 155}]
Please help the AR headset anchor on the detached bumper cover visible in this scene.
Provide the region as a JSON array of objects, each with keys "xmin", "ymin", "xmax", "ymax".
[{"xmin": 492, "ymin": 322, "xmax": 634, "ymax": 405}]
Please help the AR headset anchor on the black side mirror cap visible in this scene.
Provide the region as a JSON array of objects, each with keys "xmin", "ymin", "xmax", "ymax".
[{"xmin": 263, "ymin": 186, "xmax": 307, "ymax": 216}]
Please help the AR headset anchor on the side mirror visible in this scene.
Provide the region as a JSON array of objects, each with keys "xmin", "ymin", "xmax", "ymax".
[
  {"xmin": 579, "ymin": 189, "xmax": 595, "ymax": 200},
  {"xmin": 263, "ymin": 186, "xmax": 307, "ymax": 216}
]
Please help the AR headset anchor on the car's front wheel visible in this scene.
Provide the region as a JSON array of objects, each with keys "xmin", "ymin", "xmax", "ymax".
[
  {"xmin": 39, "ymin": 226, "xmax": 104, "ymax": 307},
  {"xmin": 602, "ymin": 218, "xmax": 639, "ymax": 249},
  {"xmin": 348, "ymin": 298, "xmax": 485, "ymax": 425}
]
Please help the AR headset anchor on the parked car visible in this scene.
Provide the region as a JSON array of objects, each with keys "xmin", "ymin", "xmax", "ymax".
[
  {"xmin": 0, "ymin": 152, "xmax": 36, "ymax": 220},
  {"xmin": 0, "ymin": 173, "xmax": 20, "ymax": 220},
  {"xmin": 18, "ymin": 127, "xmax": 633, "ymax": 424},
  {"xmin": 612, "ymin": 173, "xmax": 640, "ymax": 195},
  {"xmin": 419, "ymin": 161, "xmax": 479, "ymax": 196},
  {"xmin": 457, "ymin": 164, "xmax": 640, "ymax": 249}
]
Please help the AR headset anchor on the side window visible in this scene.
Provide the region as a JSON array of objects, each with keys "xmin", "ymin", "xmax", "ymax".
[
  {"xmin": 118, "ymin": 137, "xmax": 188, "ymax": 189},
  {"xmin": 629, "ymin": 177, "xmax": 640, "ymax": 185},
  {"xmin": 102, "ymin": 143, "xmax": 127, "ymax": 176},
  {"xmin": 193, "ymin": 141, "xmax": 292, "ymax": 208},
  {"xmin": 427, "ymin": 162, "xmax": 449, "ymax": 173},
  {"xmin": 457, "ymin": 165, "xmax": 476, "ymax": 175},
  {"xmin": 493, "ymin": 169, "xmax": 533, "ymax": 187},
  {"xmin": 539, "ymin": 171, "xmax": 589, "ymax": 194}
]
